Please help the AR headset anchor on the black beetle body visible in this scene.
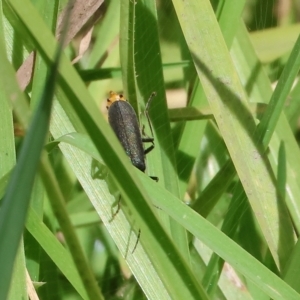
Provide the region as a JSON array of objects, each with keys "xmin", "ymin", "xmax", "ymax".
[{"xmin": 107, "ymin": 92, "xmax": 146, "ymax": 172}]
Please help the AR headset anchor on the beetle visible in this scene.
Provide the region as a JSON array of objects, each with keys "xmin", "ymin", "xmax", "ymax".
[
  {"xmin": 106, "ymin": 91, "xmax": 155, "ymax": 173},
  {"xmin": 106, "ymin": 91, "xmax": 156, "ymax": 252}
]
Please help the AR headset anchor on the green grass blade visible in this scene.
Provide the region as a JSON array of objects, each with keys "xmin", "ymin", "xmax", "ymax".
[
  {"xmin": 172, "ymin": 0, "xmax": 294, "ymax": 269},
  {"xmin": 26, "ymin": 0, "xmax": 59, "ymax": 285},
  {"xmin": 87, "ymin": 0, "xmax": 119, "ymax": 69},
  {"xmin": 176, "ymin": 78, "xmax": 208, "ymax": 199},
  {"xmin": 256, "ymin": 34, "xmax": 300, "ymax": 148},
  {"xmin": 8, "ymin": 0, "xmax": 208, "ymax": 298},
  {"xmin": 140, "ymin": 172, "xmax": 300, "ymax": 300},
  {"xmin": 250, "ymin": 23, "xmax": 300, "ymax": 63},
  {"xmin": 0, "ymin": 3, "xmax": 27, "ymax": 298},
  {"xmin": 7, "ymin": 1, "xmax": 300, "ymax": 298},
  {"xmin": 39, "ymin": 156, "xmax": 104, "ymax": 300},
  {"xmin": 121, "ymin": 0, "xmax": 189, "ymax": 258},
  {"xmin": 50, "ymin": 100, "xmax": 172, "ymax": 299},
  {"xmin": 119, "ymin": 0, "xmax": 136, "ymax": 108},
  {"xmin": 232, "ymin": 23, "xmax": 300, "ymax": 244},
  {"xmin": 0, "ymin": 171, "xmax": 11, "ymax": 197},
  {"xmin": 0, "ymin": 170, "xmax": 92, "ymax": 298},
  {"xmin": 193, "ymin": 159, "xmax": 236, "ymax": 217},
  {"xmin": 26, "ymin": 208, "xmax": 89, "ymax": 299},
  {"xmin": 218, "ymin": 0, "xmax": 246, "ymax": 47},
  {"xmin": 0, "ymin": 13, "xmax": 61, "ymax": 300},
  {"xmin": 285, "ymin": 80, "xmax": 300, "ymax": 131},
  {"xmin": 176, "ymin": 0, "xmax": 246, "ymax": 204},
  {"xmin": 51, "ymin": 100, "xmax": 208, "ymax": 299},
  {"xmin": 283, "ymin": 237, "xmax": 300, "ymax": 293},
  {"xmin": 51, "ymin": 132, "xmax": 300, "ymax": 300}
]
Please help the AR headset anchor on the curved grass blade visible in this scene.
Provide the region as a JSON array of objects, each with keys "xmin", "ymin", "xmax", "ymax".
[
  {"xmin": 250, "ymin": 24, "xmax": 300, "ymax": 63},
  {"xmin": 39, "ymin": 154, "xmax": 104, "ymax": 300},
  {"xmin": 8, "ymin": 0, "xmax": 209, "ymax": 298},
  {"xmin": 52, "ymin": 129, "xmax": 300, "ymax": 300},
  {"xmin": 26, "ymin": 207, "xmax": 89, "ymax": 299},
  {"xmin": 0, "ymin": 4, "xmax": 27, "ymax": 296},
  {"xmin": 0, "ymin": 8, "xmax": 64, "ymax": 299},
  {"xmin": 120, "ymin": 0, "xmax": 189, "ymax": 260},
  {"xmin": 256, "ymin": 34, "xmax": 300, "ymax": 148},
  {"xmin": 26, "ymin": 0, "xmax": 59, "ymax": 289},
  {"xmin": 139, "ymin": 172, "xmax": 300, "ymax": 300},
  {"xmin": 232, "ymin": 23, "xmax": 300, "ymax": 253},
  {"xmin": 171, "ymin": 0, "xmax": 294, "ymax": 269},
  {"xmin": 50, "ymin": 100, "xmax": 208, "ymax": 300}
]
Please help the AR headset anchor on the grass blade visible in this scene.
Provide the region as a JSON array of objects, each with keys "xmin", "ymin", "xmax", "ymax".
[
  {"xmin": 8, "ymin": 0, "xmax": 208, "ymax": 298},
  {"xmin": 52, "ymin": 131, "xmax": 300, "ymax": 300},
  {"xmin": 256, "ymin": 34, "xmax": 300, "ymax": 148},
  {"xmin": 172, "ymin": 0, "xmax": 294, "ymax": 269},
  {"xmin": 0, "ymin": 11, "xmax": 62, "ymax": 299}
]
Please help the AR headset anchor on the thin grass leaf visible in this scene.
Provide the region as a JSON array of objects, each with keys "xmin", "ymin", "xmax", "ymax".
[
  {"xmin": 140, "ymin": 172, "xmax": 300, "ymax": 300},
  {"xmin": 231, "ymin": 23, "xmax": 300, "ymax": 234},
  {"xmin": 26, "ymin": 208, "xmax": 89, "ymax": 299},
  {"xmin": 169, "ymin": 102, "xmax": 264, "ymax": 122},
  {"xmin": 256, "ymin": 34, "xmax": 300, "ymax": 148},
  {"xmin": 119, "ymin": 0, "xmax": 137, "ymax": 110},
  {"xmin": 175, "ymin": 78, "xmax": 208, "ymax": 199},
  {"xmin": 0, "ymin": 2, "xmax": 27, "ymax": 292},
  {"xmin": 16, "ymin": 0, "xmax": 104, "ymax": 91},
  {"xmin": 121, "ymin": 0, "xmax": 190, "ymax": 258},
  {"xmin": 79, "ymin": 67, "xmax": 122, "ymax": 81},
  {"xmin": 283, "ymin": 236, "xmax": 300, "ymax": 293},
  {"xmin": 9, "ymin": 2, "xmax": 105, "ymax": 298},
  {"xmin": 8, "ymin": 0, "xmax": 208, "ymax": 298},
  {"xmin": 285, "ymin": 80, "xmax": 300, "ymax": 131},
  {"xmin": 87, "ymin": 0, "xmax": 119, "ymax": 68},
  {"xmin": 193, "ymin": 159, "xmax": 236, "ymax": 217},
  {"xmin": 51, "ymin": 99, "xmax": 207, "ymax": 300},
  {"xmin": 4, "ymin": 0, "xmax": 300, "ymax": 299},
  {"xmin": 39, "ymin": 155, "xmax": 104, "ymax": 300},
  {"xmin": 0, "ymin": 7, "xmax": 63, "ymax": 298},
  {"xmin": 250, "ymin": 23, "xmax": 300, "ymax": 63},
  {"xmin": 172, "ymin": 0, "xmax": 294, "ymax": 270},
  {"xmin": 0, "ymin": 171, "xmax": 10, "ymax": 197},
  {"xmin": 217, "ymin": 0, "xmax": 246, "ymax": 47},
  {"xmin": 25, "ymin": 0, "xmax": 59, "ymax": 286},
  {"xmin": 53, "ymin": 131, "xmax": 300, "ymax": 300},
  {"xmin": 50, "ymin": 100, "xmax": 171, "ymax": 299}
]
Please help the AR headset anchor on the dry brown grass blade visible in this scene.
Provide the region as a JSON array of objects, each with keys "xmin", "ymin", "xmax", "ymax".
[
  {"xmin": 71, "ymin": 25, "xmax": 94, "ymax": 64},
  {"xmin": 16, "ymin": 0, "xmax": 104, "ymax": 91}
]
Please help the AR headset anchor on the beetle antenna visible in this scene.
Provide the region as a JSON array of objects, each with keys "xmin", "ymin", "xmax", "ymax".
[{"xmin": 145, "ymin": 92, "xmax": 156, "ymax": 139}]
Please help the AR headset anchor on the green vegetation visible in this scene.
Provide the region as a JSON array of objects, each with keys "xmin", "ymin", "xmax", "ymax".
[{"xmin": 1, "ymin": 0, "xmax": 300, "ymax": 299}]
